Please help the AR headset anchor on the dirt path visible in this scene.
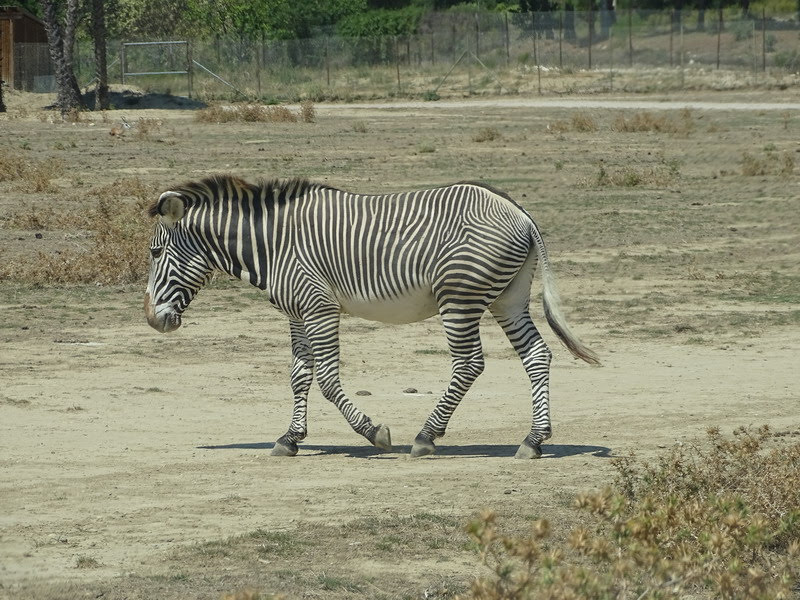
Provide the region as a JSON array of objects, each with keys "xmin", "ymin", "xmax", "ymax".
[
  {"xmin": 1, "ymin": 285, "xmax": 798, "ymax": 597},
  {"xmin": 317, "ymin": 97, "xmax": 800, "ymax": 113}
]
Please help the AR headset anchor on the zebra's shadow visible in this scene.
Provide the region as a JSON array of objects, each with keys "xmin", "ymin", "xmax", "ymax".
[{"xmin": 198, "ymin": 442, "xmax": 612, "ymax": 459}]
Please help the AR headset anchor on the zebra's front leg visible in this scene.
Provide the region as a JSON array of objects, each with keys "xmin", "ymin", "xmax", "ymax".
[
  {"xmin": 411, "ymin": 314, "xmax": 485, "ymax": 458},
  {"xmin": 272, "ymin": 320, "xmax": 315, "ymax": 457},
  {"xmin": 304, "ymin": 309, "xmax": 392, "ymax": 451}
]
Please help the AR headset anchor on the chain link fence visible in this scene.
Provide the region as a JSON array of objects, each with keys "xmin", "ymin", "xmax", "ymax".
[{"xmin": 15, "ymin": 9, "xmax": 800, "ymax": 99}]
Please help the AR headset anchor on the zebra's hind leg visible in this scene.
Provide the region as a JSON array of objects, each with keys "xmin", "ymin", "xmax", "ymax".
[
  {"xmin": 272, "ymin": 320, "xmax": 315, "ymax": 457},
  {"xmin": 491, "ymin": 307, "xmax": 553, "ymax": 460},
  {"xmin": 411, "ymin": 312, "xmax": 485, "ymax": 458},
  {"xmin": 304, "ymin": 309, "xmax": 392, "ymax": 452}
]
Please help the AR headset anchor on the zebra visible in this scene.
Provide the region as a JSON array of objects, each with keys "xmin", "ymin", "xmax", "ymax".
[{"xmin": 144, "ymin": 175, "xmax": 599, "ymax": 459}]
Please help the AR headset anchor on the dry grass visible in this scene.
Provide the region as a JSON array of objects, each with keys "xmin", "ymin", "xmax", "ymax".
[
  {"xmin": 472, "ymin": 127, "xmax": 502, "ymax": 143},
  {"xmin": 195, "ymin": 102, "xmax": 316, "ymax": 124},
  {"xmin": 593, "ymin": 157, "xmax": 680, "ymax": 188},
  {"xmin": 547, "ymin": 113, "xmax": 597, "ymax": 133},
  {"xmin": 135, "ymin": 117, "xmax": 163, "ymax": 140},
  {"xmin": 612, "ymin": 109, "xmax": 695, "ymax": 135},
  {"xmin": 0, "ymin": 149, "xmax": 64, "ymax": 193},
  {"xmin": 569, "ymin": 112, "xmax": 597, "ymax": 132},
  {"xmin": 466, "ymin": 426, "xmax": 800, "ymax": 600},
  {"xmin": 740, "ymin": 151, "xmax": 795, "ymax": 177},
  {"xmin": 75, "ymin": 555, "xmax": 101, "ymax": 569},
  {"xmin": 0, "ymin": 177, "xmax": 159, "ymax": 285},
  {"xmin": 299, "ymin": 99, "xmax": 316, "ymax": 123},
  {"xmin": 2, "ymin": 204, "xmax": 90, "ymax": 231}
]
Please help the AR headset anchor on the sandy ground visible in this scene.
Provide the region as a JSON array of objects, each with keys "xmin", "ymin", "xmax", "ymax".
[{"xmin": 2, "ymin": 282, "xmax": 798, "ymax": 598}]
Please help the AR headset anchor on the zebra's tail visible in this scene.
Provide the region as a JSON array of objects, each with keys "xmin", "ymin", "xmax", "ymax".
[{"xmin": 529, "ymin": 222, "xmax": 601, "ymax": 365}]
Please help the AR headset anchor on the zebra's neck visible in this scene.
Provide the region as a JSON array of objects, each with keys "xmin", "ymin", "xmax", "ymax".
[{"xmin": 187, "ymin": 187, "xmax": 294, "ymax": 291}]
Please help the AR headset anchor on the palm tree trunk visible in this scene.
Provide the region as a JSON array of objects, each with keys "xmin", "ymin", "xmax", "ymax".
[{"xmin": 39, "ymin": 0, "xmax": 84, "ymax": 114}]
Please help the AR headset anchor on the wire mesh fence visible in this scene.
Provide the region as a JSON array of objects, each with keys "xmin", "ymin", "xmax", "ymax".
[{"xmin": 14, "ymin": 9, "xmax": 800, "ymax": 99}]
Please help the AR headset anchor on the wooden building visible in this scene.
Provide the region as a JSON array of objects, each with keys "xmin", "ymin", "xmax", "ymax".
[{"xmin": 1, "ymin": 5, "xmax": 51, "ymax": 91}]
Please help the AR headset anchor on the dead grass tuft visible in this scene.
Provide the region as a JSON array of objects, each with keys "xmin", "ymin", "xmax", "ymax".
[
  {"xmin": 0, "ymin": 149, "xmax": 64, "ymax": 193},
  {"xmin": 75, "ymin": 555, "xmax": 101, "ymax": 569},
  {"xmin": 593, "ymin": 158, "xmax": 680, "ymax": 188},
  {"xmin": 195, "ymin": 102, "xmax": 315, "ymax": 124},
  {"xmin": 135, "ymin": 117, "xmax": 163, "ymax": 140},
  {"xmin": 299, "ymin": 99, "xmax": 316, "ymax": 123},
  {"xmin": 2, "ymin": 204, "xmax": 90, "ymax": 231},
  {"xmin": 741, "ymin": 150, "xmax": 794, "ymax": 177},
  {"xmin": 570, "ymin": 112, "xmax": 597, "ymax": 132},
  {"xmin": 0, "ymin": 178, "xmax": 160, "ymax": 285},
  {"xmin": 466, "ymin": 426, "xmax": 800, "ymax": 600},
  {"xmin": 547, "ymin": 113, "xmax": 597, "ymax": 133},
  {"xmin": 612, "ymin": 109, "xmax": 694, "ymax": 135},
  {"xmin": 472, "ymin": 127, "xmax": 502, "ymax": 143}
]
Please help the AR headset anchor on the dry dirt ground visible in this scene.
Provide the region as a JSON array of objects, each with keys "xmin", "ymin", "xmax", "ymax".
[{"xmin": 1, "ymin": 89, "xmax": 799, "ymax": 599}]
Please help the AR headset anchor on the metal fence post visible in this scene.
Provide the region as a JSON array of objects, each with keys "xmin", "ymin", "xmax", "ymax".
[
  {"xmin": 762, "ymin": 7, "xmax": 767, "ymax": 72},
  {"xmin": 505, "ymin": 11, "xmax": 510, "ymax": 66},
  {"xmin": 628, "ymin": 5, "xmax": 633, "ymax": 67},
  {"xmin": 716, "ymin": 7, "xmax": 723, "ymax": 70},
  {"xmin": 187, "ymin": 40, "xmax": 192, "ymax": 98},
  {"xmin": 588, "ymin": 6, "xmax": 593, "ymax": 70}
]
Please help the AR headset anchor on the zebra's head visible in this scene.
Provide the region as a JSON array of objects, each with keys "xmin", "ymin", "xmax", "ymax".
[{"xmin": 144, "ymin": 191, "xmax": 214, "ymax": 333}]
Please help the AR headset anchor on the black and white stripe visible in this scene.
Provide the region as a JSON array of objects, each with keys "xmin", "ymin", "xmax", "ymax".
[{"xmin": 144, "ymin": 175, "xmax": 599, "ymax": 459}]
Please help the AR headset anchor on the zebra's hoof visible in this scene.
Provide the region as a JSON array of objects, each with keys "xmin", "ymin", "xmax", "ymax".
[
  {"xmin": 514, "ymin": 441, "xmax": 543, "ymax": 459},
  {"xmin": 372, "ymin": 424, "xmax": 393, "ymax": 451},
  {"xmin": 271, "ymin": 440, "xmax": 298, "ymax": 457},
  {"xmin": 410, "ymin": 436, "xmax": 435, "ymax": 458}
]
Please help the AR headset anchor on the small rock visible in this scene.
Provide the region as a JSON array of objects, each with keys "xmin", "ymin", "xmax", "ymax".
[
  {"xmin": 403, "ymin": 387, "xmax": 418, "ymax": 394},
  {"xmin": 35, "ymin": 233, "xmax": 43, "ymax": 239},
  {"xmin": 355, "ymin": 390, "xmax": 372, "ymax": 396}
]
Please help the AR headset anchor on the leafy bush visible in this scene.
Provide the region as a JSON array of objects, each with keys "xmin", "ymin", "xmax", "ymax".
[{"xmin": 465, "ymin": 426, "xmax": 800, "ymax": 600}]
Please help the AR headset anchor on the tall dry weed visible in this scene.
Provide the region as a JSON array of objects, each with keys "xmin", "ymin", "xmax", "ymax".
[
  {"xmin": 0, "ymin": 178, "xmax": 160, "ymax": 285},
  {"xmin": 465, "ymin": 426, "xmax": 800, "ymax": 600},
  {"xmin": 612, "ymin": 109, "xmax": 694, "ymax": 135},
  {"xmin": 195, "ymin": 102, "xmax": 314, "ymax": 124},
  {"xmin": 299, "ymin": 99, "xmax": 316, "ymax": 123},
  {"xmin": 0, "ymin": 149, "xmax": 64, "ymax": 193},
  {"xmin": 741, "ymin": 151, "xmax": 795, "ymax": 177}
]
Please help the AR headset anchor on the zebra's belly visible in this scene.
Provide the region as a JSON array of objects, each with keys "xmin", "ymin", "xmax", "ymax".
[{"xmin": 338, "ymin": 287, "xmax": 439, "ymax": 324}]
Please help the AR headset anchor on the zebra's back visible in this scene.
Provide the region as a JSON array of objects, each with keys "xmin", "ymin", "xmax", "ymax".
[{"xmin": 287, "ymin": 183, "xmax": 532, "ymax": 322}]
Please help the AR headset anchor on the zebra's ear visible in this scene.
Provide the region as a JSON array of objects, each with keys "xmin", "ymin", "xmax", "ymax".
[{"xmin": 156, "ymin": 191, "xmax": 186, "ymax": 228}]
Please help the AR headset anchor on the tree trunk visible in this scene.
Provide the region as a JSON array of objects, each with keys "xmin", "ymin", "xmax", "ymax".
[
  {"xmin": 92, "ymin": 0, "xmax": 109, "ymax": 110},
  {"xmin": 39, "ymin": 0, "xmax": 84, "ymax": 114}
]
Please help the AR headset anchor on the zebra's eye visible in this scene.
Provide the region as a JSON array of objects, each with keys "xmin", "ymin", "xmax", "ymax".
[{"xmin": 150, "ymin": 246, "xmax": 164, "ymax": 259}]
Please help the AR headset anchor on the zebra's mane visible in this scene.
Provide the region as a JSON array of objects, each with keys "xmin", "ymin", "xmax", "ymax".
[{"xmin": 148, "ymin": 174, "xmax": 335, "ymax": 217}]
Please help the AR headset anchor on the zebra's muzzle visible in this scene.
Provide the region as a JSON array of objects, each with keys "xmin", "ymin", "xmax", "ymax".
[{"xmin": 144, "ymin": 293, "xmax": 182, "ymax": 333}]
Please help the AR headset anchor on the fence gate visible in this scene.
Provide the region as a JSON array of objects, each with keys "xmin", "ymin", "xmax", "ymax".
[{"xmin": 120, "ymin": 40, "xmax": 193, "ymax": 97}]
